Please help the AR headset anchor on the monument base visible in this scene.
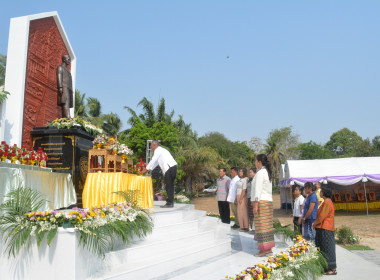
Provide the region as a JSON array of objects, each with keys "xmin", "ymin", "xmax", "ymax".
[{"xmin": 31, "ymin": 126, "xmax": 95, "ymax": 206}]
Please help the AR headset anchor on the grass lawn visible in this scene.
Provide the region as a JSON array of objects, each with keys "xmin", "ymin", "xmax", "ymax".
[{"xmin": 342, "ymin": 244, "xmax": 374, "ymax": 251}]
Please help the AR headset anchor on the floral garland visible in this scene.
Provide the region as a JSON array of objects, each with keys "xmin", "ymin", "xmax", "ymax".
[
  {"xmin": 0, "ymin": 188, "xmax": 153, "ymax": 258},
  {"xmin": 22, "ymin": 202, "xmax": 144, "ymax": 236},
  {"xmin": 47, "ymin": 117, "xmax": 103, "ymax": 136},
  {"xmin": 226, "ymin": 236, "xmax": 326, "ymax": 280}
]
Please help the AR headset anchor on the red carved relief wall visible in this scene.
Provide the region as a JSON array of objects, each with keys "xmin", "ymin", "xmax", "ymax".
[{"xmin": 22, "ymin": 17, "xmax": 70, "ymax": 148}]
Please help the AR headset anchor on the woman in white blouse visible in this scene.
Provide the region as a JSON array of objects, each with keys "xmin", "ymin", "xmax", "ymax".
[
  {"xmin": 251, "ymin": 154, "xmax": 275, "ymax": 257},
  {"xmin": 236, "ymin": 168, "xmax": 249, "ymax": 231}
]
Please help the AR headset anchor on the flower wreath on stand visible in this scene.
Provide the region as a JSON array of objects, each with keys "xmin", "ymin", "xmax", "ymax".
[{"xmin": 135, "ymin": 158, "xmax": 147, "ymax": 176}]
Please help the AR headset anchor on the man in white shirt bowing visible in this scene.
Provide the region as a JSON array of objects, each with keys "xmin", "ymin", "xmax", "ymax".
[{"xmin": 142, "ymin": 140, "xmax": 177, "ymax": 208}]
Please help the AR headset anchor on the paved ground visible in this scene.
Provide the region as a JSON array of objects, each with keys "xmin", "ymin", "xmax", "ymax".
[
  {"xmin": 319, "ymin": 246, "xmax": 380, "ymax": 280},
  {"xmin": 350, "ymin": 249, "xmax": 380, "ymax": 267}
]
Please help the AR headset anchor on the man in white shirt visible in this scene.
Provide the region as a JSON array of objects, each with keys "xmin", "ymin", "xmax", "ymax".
[
  {"xmin": 227, "ymin": 167, "xmax": 240, "ymax": 229},
  {"xmin": 142, "ymin": 140, "xmax": 177, "ymax": 208}
]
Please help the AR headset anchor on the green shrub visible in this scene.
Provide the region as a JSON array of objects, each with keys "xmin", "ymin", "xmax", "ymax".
[
  {"xmin": 336, "ymin": 225, "xmax": 360, "ymax": 245},
  {"xmin": 273, "ymin": 219, "xmax": 297, "ymax": 240}
]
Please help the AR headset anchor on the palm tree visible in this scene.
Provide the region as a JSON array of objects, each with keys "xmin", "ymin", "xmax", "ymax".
[
  {"xmin": 87, "ymin": 97, "xmax": 101, "ymax": 117},
  {"xmin": 124, "ymin": 97, "xmax": 173, "ymax": 128},
  {"xmin": 0, "ymin": 53, "xmax": 6, "ymax": 86},
  {"xmin": 263, "ymin": 137, "xmax": 285, "ymax": 185},
  {"xmin": 177, "ymin": 146, "xmax": 220, "ymax": 194},
  {"xmin": 175, "ymin": 114, "xmax": 197, "ymax": 148},
  {"xmin": 102, "ymin": 112, "xmax": 122, "ymax": 136},
  {"xmin": 74, "ymin": 90, "xmax": 87, "ymax": 117},
  {"xmin": 86, "ymin": 97, "xmax": 103, "ymax": 127}
]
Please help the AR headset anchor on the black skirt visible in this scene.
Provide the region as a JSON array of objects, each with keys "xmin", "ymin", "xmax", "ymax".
[{"xmin": 315, "ymin": 228, "xmax": 337, "ymax": 270}]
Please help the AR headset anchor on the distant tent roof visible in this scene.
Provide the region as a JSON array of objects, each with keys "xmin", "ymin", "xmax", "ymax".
[{"xmin": 281, "ymin": 157, "xmax": 380, "ymax": 187}]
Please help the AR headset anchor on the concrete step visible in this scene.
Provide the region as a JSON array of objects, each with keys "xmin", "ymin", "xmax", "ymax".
[
  {"xmin": 146, "ymin": 219, "xmax": 200, "ymax": 242},
  {"xmin": 86, "ymin": 205, "xmax": 232, "ymax": 280},
  {"xmin": 91, "ymin": 239, "xmax": 231, "ymax": 280},
  {"xmin": 104, "ymin": 230, "xmax": 217, "ymax": 270}
]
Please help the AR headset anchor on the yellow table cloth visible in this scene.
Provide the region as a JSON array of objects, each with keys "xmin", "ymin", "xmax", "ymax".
[
  {"xmin": 334, "ymin": 201, "xmax": 380, "ymax": 211},
  {"xmin": 82, "ymin": 173, "xmax": 153, "ymax": 209}
]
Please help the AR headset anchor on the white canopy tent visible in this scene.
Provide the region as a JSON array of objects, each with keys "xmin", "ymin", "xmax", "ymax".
[{"xmin": 280, "ymin": 157, "xmax": 380, "ymax": 215}]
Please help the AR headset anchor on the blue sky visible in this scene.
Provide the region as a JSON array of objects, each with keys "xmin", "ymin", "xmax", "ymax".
[{"xmin": 1, "ymin": 1, "xmax": 379, "ymax": 145}]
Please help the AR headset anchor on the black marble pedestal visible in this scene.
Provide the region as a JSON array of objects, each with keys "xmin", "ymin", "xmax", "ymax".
[{"xmin": 31, "ymin": 126, "xmax": 95, "ymax": 206}]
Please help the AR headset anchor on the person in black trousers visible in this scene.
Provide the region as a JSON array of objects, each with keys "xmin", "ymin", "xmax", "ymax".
[{"xmin": 142, "ymin": 140, "xmax": 177, "ymax": 208}]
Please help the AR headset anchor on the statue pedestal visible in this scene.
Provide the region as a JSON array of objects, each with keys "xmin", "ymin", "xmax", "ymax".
[{"xmin": 31, "ymin": 126, "xmax": 95, "ymax": 206}]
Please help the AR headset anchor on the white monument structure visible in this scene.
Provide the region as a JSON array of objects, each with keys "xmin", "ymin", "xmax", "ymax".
[{"xmin": 0, "ymin": 11, "xmax": 76, "ymax": 148}]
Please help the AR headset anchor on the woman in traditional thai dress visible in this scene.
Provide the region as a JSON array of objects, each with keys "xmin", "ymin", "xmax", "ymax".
[
  {"xmin": 246, "ymin": 167, "xmax": 257, "ymax": 233},
  {"xmin": 236, "ymin": 168, "xmax": 249, "ymax": 231},
  {"xmin": 251, "ymin": 154, "xmax": 275, "ymax": 257},
  {"xmin": 313, "ymin": 187, "xmax": 337, "ymax": 275}
]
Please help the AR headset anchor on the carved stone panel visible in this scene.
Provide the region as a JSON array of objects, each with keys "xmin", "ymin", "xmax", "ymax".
[{"xmin": 22, "ymin": 17, "xmax": 69, "ymax": 149}]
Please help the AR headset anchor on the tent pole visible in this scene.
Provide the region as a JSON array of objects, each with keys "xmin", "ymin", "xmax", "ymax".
[
  {"xmin": 285, "ymin": 187, "xmax": 288, "ymax": 214},
  {"xmin": 364, "ymin": 182, "xmax": 369, "ymax": 216}
]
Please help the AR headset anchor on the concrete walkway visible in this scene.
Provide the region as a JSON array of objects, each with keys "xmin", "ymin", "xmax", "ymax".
[
  {"xmin": 319, "ymin": 247, "xmax": 380, "ymax": 280},
  {"xmin": 350, "ymin": 249, "xmax": 380, "ymax": 266}
]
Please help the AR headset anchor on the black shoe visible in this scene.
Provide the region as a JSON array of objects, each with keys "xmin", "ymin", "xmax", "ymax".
[
  {"xmin": 231, "ymin": 224, "xmax": 240, "ymax": 229},
  {"xmin": 160, "ymin": 204, "xmax": 174, "ymax": 208}
]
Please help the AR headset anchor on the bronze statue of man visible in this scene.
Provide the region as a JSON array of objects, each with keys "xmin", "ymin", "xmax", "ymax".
[{"xmin": 57, "ymin": 55, "xmax": 73, "ymax": 118}]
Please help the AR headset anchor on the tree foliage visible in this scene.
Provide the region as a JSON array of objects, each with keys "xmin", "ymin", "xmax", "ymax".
[
  {"xmin": 102, "ymin": 112, "xmax": 122, "ymax": 136},
  {"xmin": 74, "ymin": 91, "xmax": 122, "ymax": 136},
  {"xmin": 263, "ymin": 126, "xmax": 300, "ymax": 183},
  {"xmin": 324, "ymin": 128, "xmax": 363, "ymax": 157},
  {"xmin": 0, "ymin": 53, "xmax": 6, "ymax": 86},
  {"xmin": 74, "ymin": 90, "xmax": 87, "ymax": 118},
  {"xmin": 176, "ymin": 146, "xmax": 220, "ymax": 193},
  {"xmin": 124, "ymin": 97, "xmax": 174, "ymax": 128},
  {"xmin": 121, "ymin": 118, "xmax": 178, "ymax": 161},
  {"xmin": 198, "ymin": 132, "xmax": 254, "ymax": 169},
  {"xmin": 297, "ymin": 141, "xmax": 330, "ymax": 160}
]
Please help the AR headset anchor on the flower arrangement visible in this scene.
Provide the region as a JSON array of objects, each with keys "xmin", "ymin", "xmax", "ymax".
[
  {"xmin": 47, "ymin": 117, "xmax": 103, "ymax": 136},
  {"xmin": 0, "ymin": 188, "xmax": 153, "ymax": 258},
  {"xmin": 93, "ymin": 134, "xmax": 109, "ymax": 146},
  {"xmin": 108, "ymin": 142, "xmax": 119, "ymax": 154},
  {"xmin": 135, "ymin": 158, "xmax": 147, "ymax": 175},
  {"xmin": 0, "ymin": 141, "xmax": 48, "ymax": 165},
  {"xmin": 225, "ymin": 235, "xmax": 327, "ymax": 280},
  {"xmin": 0, "ymin": 141, "xmax": 11, "ymax": 159},
  {"xmin": 106, "ymin": 142, "xmax": 133, "ymax": 156},
  {"xmin": 118, "ymin": 143, "xmax": 133, "ymax": 156}
]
